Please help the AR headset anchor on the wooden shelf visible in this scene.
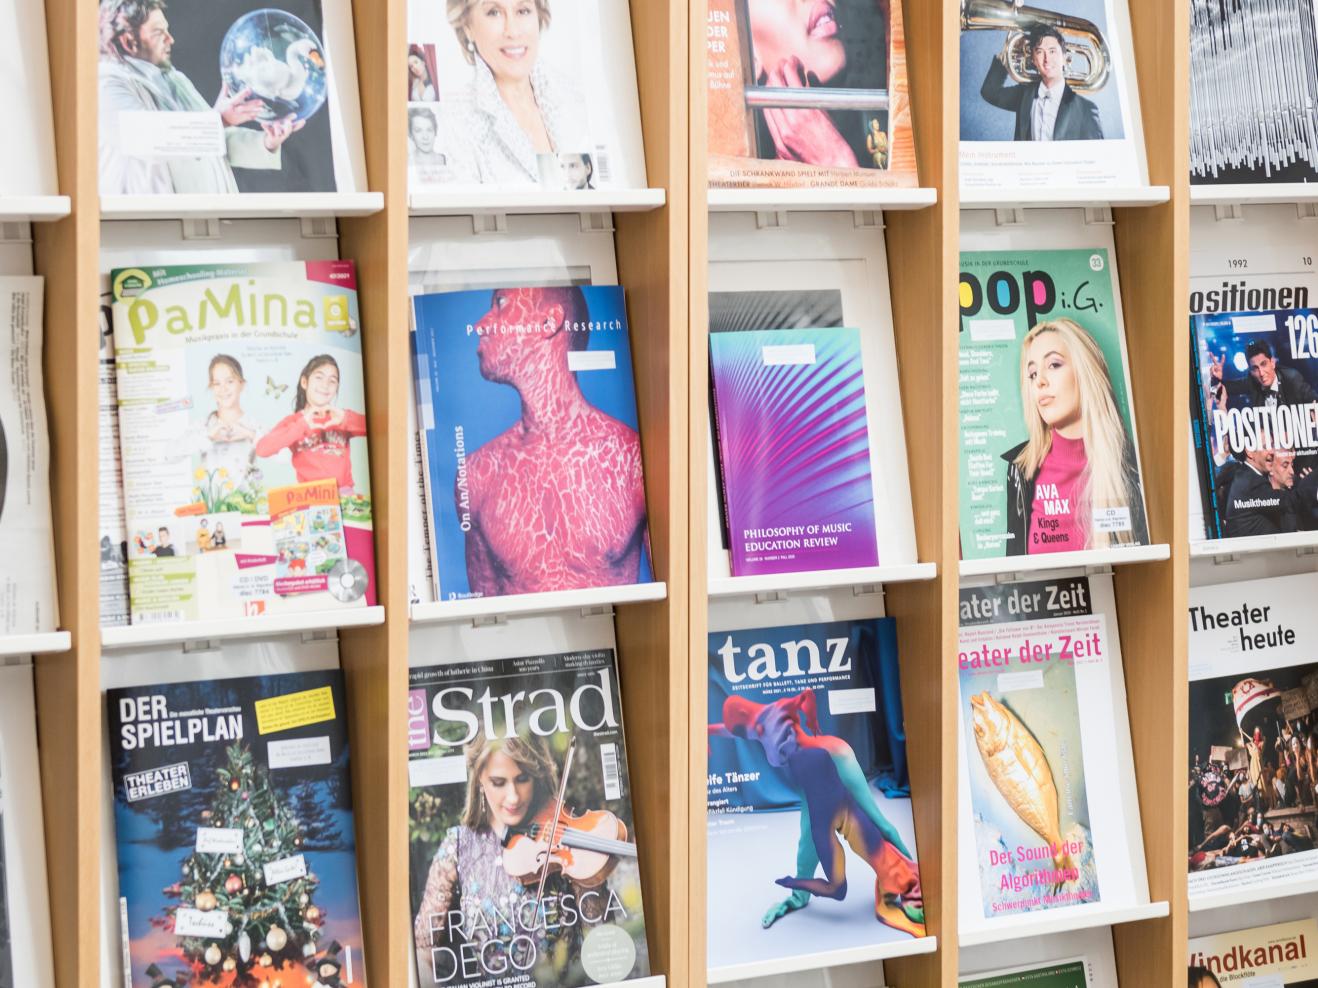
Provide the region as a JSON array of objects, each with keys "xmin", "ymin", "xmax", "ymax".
[
  {"xmin": 707, "ymin": 936, "xmax": 937, "ymax": 984},
  {"xmin": 99, "ymin": 192, "xmax": 385, "ymax": 221},
  {"xmin": 411, "ymin": 582, "xmax": 667, "ymax": 623},
  {"xmin": 708, "ymin": 562, "xmax": 936, "ymax": 598},
  {"xmin": 409, "ymin": 187, "xmax": 665, "ymax": 216},
  {"xmin": 959, "ymin": 901, "xmax": 1170, "ymax": 948},
  {"xmin": 100, "ymin": 606, "xmax": 385, "ymax": 650},
  {"xmin": 960, "ymin": 185, "xmax": 1171, "ymax": 210},
  {"xmin": 0, "ymin": 195, "xmax": 70, "ymax": 221},
  {"xmin": 959, "ymin": 544, "xmax": 1172, "ymax": 579},
  {"xmin": 0, "ymin": 631, "xmax": 70, "ymax": 657},
  {"xmin": 708, "ymin": 186, "xmax": 937, "ymax": 212}
]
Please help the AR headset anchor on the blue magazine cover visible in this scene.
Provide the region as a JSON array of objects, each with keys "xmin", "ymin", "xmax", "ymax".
[
  {"xmin": 107, "ymin": 670, "xmax": 366, "ymax": 987},
  {"xmin": 706, "ymin": 617, "xmax": 926, "ymax": 973},
  {"xmin": 410, "ymin": 286, "xmax": 653, "ymax": 600}
]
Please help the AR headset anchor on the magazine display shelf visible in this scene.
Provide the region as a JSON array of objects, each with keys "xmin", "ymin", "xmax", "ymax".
[
  {"xmin": 99, "ymin": 192, "xmax": 386, "ymax": 221},
  {"xmin": 1190, "ymin": 184, "xmax": 1318, "ymax": 206},
  {"xmin": 706, "ymin": 187, "xmax": 938, "ymax": 213},
  {"xmin": 1190, "ymin": 531, "xmax": 1318, "ymax": 561},
  {"xmin": 707, "ymin": 935, "xmax": 939, "ymax": 985},
  {"xmin": 958, "ymin": 544, "xmax": 1172, "ymax": 579},
  {"xmin": 0, "ymin": 196, "xmax": 71, "ymax": 221},
  {"xmin": 0, "ymin": 631, "xmax": 71, "ymax": 657},
  {"xmin": 1189, "ymin": 875, "xmax": 1318, "ymax": 914},
  {"xmin": 958, "ymin": 900, "xmax": 1170, "ymax": 949},
  {"xmin": 410, "ymin": 583, "xmax": 668, "ymax": 625},
  {"xmin": 408, "ymin": 187, "xmax": 667, "ymax": 217},
  {"xmin": 708, "ymin": 562, "xmax": 938, "ymax": 599},
  {"xmin": 960, "ymin": 924, "xmax": 1121, "ymax": 988},
  {"xmin": 960, "ymin": 186, "xmax": 1171, "ymax": 210},
  {"xmin": 100, "ymin": 606, "xmax": 386, "ymax": 650}
]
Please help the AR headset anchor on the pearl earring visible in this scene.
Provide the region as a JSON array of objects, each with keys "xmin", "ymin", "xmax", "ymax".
[{"xmin": 467, "ymin": 40, "xmax": 476, "ymax": 52}]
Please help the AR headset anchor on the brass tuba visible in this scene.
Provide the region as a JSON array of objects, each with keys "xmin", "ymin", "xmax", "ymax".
[{"xmin": 961, "ymin": 0, "xmax": 1112, "ymax": 93}]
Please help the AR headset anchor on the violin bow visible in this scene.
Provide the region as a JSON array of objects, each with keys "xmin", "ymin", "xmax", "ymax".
[{"xmin": 535, "ymin": 734, "xmax": 579, "ymax": 909}]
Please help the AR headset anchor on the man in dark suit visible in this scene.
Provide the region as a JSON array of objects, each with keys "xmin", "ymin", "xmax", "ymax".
[
  {"xmin": 979, "ymin": 25, "xmax": 1104, "ymax": 141},
  {"xmin": 1221, "ymin": 448, "xmax": 1289, "ymax": 538},
  {"xmin": 1209, "ymin": 339, "xmax": 1318, "ymax": 409}
]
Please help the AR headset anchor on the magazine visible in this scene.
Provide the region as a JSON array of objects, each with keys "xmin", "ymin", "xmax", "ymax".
[
  {"xmin": 405, "ymin": 0, "xmax": 647, "ymax": 192},
  {"xmin": 709, "ymin": 323, "xmax": 879, "ymax": 576},
  {"xmin": 100, "ymin": 283, "xmax": 131, "ymax": 626},
  {"xmin": 706, "ymin": 0, "xmax": 917, "ymax": 189},
  {"xmin": 97, "ymin": 0, "xmax": 365, "ymax": 196},
  {"xmin": 1188, "ymin": 572, "xmax": 1318, "ymax": 900},
  {"xmin": 410, "ymin": 285, "xmax": 652, "ymax": 601},
  {"xmin": 958, "ymin": 575, "xmax": 1145, "ymax": 928},
  {"xmin": 1189, "ymin": 919, "xmax": 1318, "ymax": 987},
  {"xmin": 407, "ymin": 649, "xmax": 650, "ymax": 987},
  {"xmin": 706, "ymin": 617, "xmax": 926, "ymax": 973},
  {"xmin": 0, "ymin": 760, "xmax": 10, "ymax": 988},
  {"xmin": 961, "ymin": 958, "xmax": 1094, "ymax": 987},
  {"xmin": 1190, "ymin": 308, "xmax": 1318, "ymax": 540},
  {"xmin": 0, "ymin": 277, "xmax": 58, "ymax": 634},
  {"xmin": 0, "ymin": 0, "xmax": 57, "ymax": 196},
  {"xmin": 959, "ymin": 0, "xmax": 1144, "ymax": 191},
  {"xmin": 1191, "ymin": 0, "xmax": 1318, "ymax": 186},
  {"xmin": 110, "ymin": 262, "xmax": 375, "ymax": 624},
  {"xmin": 958, "ymin": 247, "xmax": 1149, "ymax": 560},
  {"xmin": 107, "ymin": 669, "xmax": 366, "ymax": 987}
]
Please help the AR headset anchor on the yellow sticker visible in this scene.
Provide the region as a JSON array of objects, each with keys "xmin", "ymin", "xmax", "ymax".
[{"xmin": 254, "ymin": 686, "xmax": 336, "ymax": 736}]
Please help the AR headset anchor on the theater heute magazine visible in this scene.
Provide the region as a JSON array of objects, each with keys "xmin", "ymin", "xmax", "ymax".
[
  {"xmin": 97, "ymin": 0, "xmax": 368, "ymax": 196},
  {"xmin": 706, "ymin": 0, "xmax": 917, "ymax": 189},
  {"xmin": 959, "ymin": 0, "xmax": 1144, "ymax": 191},
  {"xmin": 110, "ymin": 262, "xmax": 375, "ymax": 625},
  {"xmin": 1190, "ymin": 308, "xmax": 1318, "ymax": 541},
  {"xmin": 107, "ymin": 669, "xmax": 366, "ymax": 988},
  {"xmin": 410, "ymin": 285, "xmax": 652, "ymax": 601},
  {"xmin": 709, "ymin": 324, "xmax": 879, "ymax": 576},
  {"xmin": 960, "ymin": 958, "xmax": 1095, "ymax": 988},
  {"xmin": 958, "ymin": 247, "xmax": 1149, "ymax": 560},
  {"xmin": 1189, "ymin": 919, "xmax": 1318, "ymax": 987},
  {"xmin": 407, "ymin": 650, "xmax": 650, "ymax": 987},
  {"xmin": 706, "ymin": 617, "xmax": 926, "ymax": 972},
  {"xmin": 0, "ymin": 277, "xmax": 58, "ymax": 634},
  {"xmin": 405, "ymin": 0, "xmax": 647, "ymax": 192},
  {"xmin": 958, "ymin": 575, "xmax": 1146, "ymax": 930},
  {"xmin": 1188, "ymin": 572, "xmax": 1318, "ymax": 901},
  {"xmin": 1190, "ymin": 0, "xmax": 1318, "ymax": 186}
]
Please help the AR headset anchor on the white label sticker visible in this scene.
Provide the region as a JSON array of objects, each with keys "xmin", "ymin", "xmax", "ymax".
[
  {"xmin": 174, "ymin": 907, "xmax": 232, "ymax": 938},
  {"xmin": 409, "ymin": 755, "xmax": 468, "ymax": 788},
  {"xmin": 1230, "ymin": 313, "xmax": 1278, "ymax": 336},
  {"xmin": 567, "ymin": 350, "xmax": 617, "ymax": 371},
  {"xmin": 762, "ymin": 343, "xmax": 816, "ymax": 366},
  {"xmin": 119, "ymin": 110, "xmax": 226, "ymax": 158},
  {"xmin": 1092, "ymin": 506, "xmax": 1133, "ymax": 533},
  {"xmin": 600, "ymin": 743, "xmax": 622, "ymax": 801},
  {"xmin": 195, "ymin": 827, "xmax": 244, "ymax": 855},
  {"xmin": 998, "ymin": 670, "xmax": 1046, "ymax": 692},
  {"xmin": 968, "ymin": 319, "xmax": 1017, "ymax": 342},
  {"xmin": 263, "ymin": 854, "xmax": 308, "ymax": 886},
  {"xmin": 267, "ymin": 736, "xmax": 332, "ymax": 770},
  {"xmin": 827, "ymin": 688, "xmax": 877, "ymax": 715}
]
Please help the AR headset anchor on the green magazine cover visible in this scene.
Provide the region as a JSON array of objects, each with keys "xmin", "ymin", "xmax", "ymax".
[
  {"xmin": 960, "ymin": 958, "xmax": 1092, "ymax": 987},
  {"xmin": 958, "ymin": 248, "xmax": 1149, "ymax": 560}
]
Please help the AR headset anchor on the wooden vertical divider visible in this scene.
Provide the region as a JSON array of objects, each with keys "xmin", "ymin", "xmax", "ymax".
[
  {"xmin": 34, "ymin": 0, "xmax": 101, "ymax": 985},
  {"xmin": 613, "ymin": 0, "xmax": 692, "ymax": 983},
  {"xmin": 1110, "ymin": 0, "xmax": 1190, "ymax": 981},
  {"xmin": 336, "ymin": 0, "xmax": 409, "ymax": 981}
]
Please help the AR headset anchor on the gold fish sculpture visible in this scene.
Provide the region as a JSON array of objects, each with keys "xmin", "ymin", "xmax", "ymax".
[{"xmin": 970, "ymin": 692, "xmax": 1074, "ymax": 876}]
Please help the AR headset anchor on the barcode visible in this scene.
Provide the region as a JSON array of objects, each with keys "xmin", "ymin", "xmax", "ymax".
[
  {"xmin": 594, "ymin": 146, "xmax": 612, "ymax": 185},
  {"xmin": 600, "ymin": 742, "xmax": 621, "ymax": 801}
]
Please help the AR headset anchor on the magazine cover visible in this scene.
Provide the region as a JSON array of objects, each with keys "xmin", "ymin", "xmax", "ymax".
[
  {"xmin": 100, "ymin": 283, "xmax": 131, "ymax": 626},
  {"xmin": 97, "ymin": 0, "xmax": 361, "ymax": 196},
  {"xmin": 0, "ymin": 276, "xmax": 58, "ymax": 634},
  {"xmin": 1189, "ymin": 919, "xmax": 1318, "ymax": 987},
  {"xmin": 958, "ymin": 247, "xmax": 1149, "ymax": 560},
  {"xmin": 1188, "ymin": 572, "xmax": 1318, "ymax": 900},
  {"xmin": 410, "ymin": 285, "xmax": 652, "ymax": 601},
  {"xmin": 706, "ymin": 0, "xmax": 917, "ymax": 189},
  {"xmin": 706, "ymin": 617, "xmax": 926, "ymax": 973},
  {"xmin": 107, "ymin": 669, "xmax": 366, "ymax": 987},
  {"xmin": 0, "ymin": 762, "xmax": 10, "ymax": 988},
  {"xmin": 959, "ymin": 0, "xmax": 1143, "ymax": 190},
  {"xmin": 1190, "ymin": 308, "xmax": 1318, "ymax": 540},
  {"xmin": 110, "ymin": 262, "xmax": 375, "ymax": 624},
  {"xmin": 1191, "ymin": 0, "xmax": 1318, "ymax": 186},
  {"xmin": 407, "ymin": 650, "xmax": 650, "ymax": 987},
  {"xmin": 961, "ymin": 958, "xmax": 1094, "ymax": 988},
  {"xmin": 0, "ymin": 0, "xmax": 57, "ymax": 196},
  {"xmin": 710, "ymin": 324, "xmax": 879, "ymax": 576},
  {"xmin": 405, "ymin": 0, "xmax": 647, "ymax": 191}
]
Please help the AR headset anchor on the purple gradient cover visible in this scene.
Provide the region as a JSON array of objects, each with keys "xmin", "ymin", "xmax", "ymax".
[{"xmin": 710, "ymin": 327, "xmax": 879, "ymax": 576}]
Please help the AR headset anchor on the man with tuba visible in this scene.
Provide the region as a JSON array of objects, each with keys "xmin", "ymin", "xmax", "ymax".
[{"xmin": 979, "ymin": 23, "xmax": 1103, "ymax": 141}]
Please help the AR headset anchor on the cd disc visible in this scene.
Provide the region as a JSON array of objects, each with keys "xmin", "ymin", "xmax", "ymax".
[{"xmin": 328, "ymin": 559, "xmax": 368, "ymax": 602}]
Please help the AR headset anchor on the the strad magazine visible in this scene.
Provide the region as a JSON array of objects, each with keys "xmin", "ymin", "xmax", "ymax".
[
  {"xmin": 706, "ymin": 0, "xmax": 917, "ymax": 189},
  {"xmin": 958, "ymin": 575, "xmax": 1146, "ymax": 930},
  {"xmin": 410, "ymin": 286, "xmax": 652, "ymax": 601},
  {"xmin": 405, "ymin": 0, "xmax": 646, "ymax": 192},
  {"xmin": 1189, "ymin": 919, "xmax": 1318, "ymax": 987},
  {"xmin": 407, "ymin": 650, "xmax": 650, "ymax": 988},
  {"xmin": 958, "ymin": 247, "xmax": 1149, "ymax": 560},
  {"xmin": 961, "ymin": 958, "xmax": 1095, "ymax": 988},
  {"xmin": 1188, "ymin": 572, "xmax": 1318, "ymax": 901},
  {"xmin": 706, "ymin": 617, "xmax": 926, "ymax": 973},
  {"xmin": 0, "ymin": 277, "xmax": 58, "ymax": 634},
  {"xmin": 107, "ymin": 669, "xmax": 366, "ymax": 987},
  {"xmin": 97, "ymin": 0, "xmax": 366, "ymax": 196},
  {"xmin": 959, "ymin": 0, "xmax": 1144, "ymax": 191},
  {"xmin": 1190, "ymin": 308, "xmax": 1318, "ymax": 540},
  {"xmin": 110, "ymin": 262, "xmax": 375, "ymax": 624},
  {"xmin": 709, "ymin": 323, "xmax": 878, "ymax": 577}
]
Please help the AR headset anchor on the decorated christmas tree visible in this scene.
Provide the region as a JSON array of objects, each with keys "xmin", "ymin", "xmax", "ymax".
[{"xmin": 158, "ymin": 743, "xmax": 342, "ymax": 987}]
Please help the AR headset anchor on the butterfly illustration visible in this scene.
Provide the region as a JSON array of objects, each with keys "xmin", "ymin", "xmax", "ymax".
[{"xmin": 266, "ymin": 376, "xmax": 290, "ymax": 399}]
